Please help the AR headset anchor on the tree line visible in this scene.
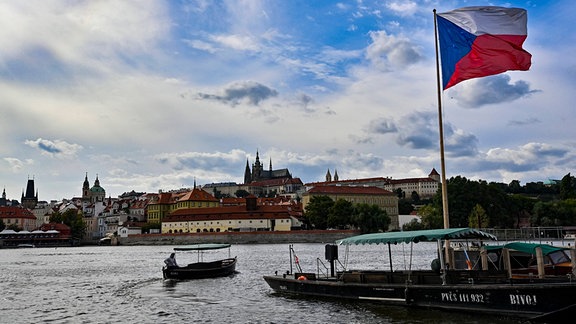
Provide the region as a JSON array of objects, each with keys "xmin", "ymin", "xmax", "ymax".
[{"xmin": 403, "ymin": 173, "xmax": 576, "ymax": 231}]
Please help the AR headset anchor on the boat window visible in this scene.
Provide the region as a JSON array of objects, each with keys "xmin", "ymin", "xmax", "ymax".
[{"xmin": 548, "ymin": 251, "xmax": 570, "ymax": 264}]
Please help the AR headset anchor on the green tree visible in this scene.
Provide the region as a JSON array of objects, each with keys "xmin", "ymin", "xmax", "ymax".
[
  {"xmin": 304, "ymin": 195, "xmax": 334, "ymax": 230},
  {"xmin": 398, "ymin": 199, "xmax": 414, "ymax": 215},
  {"xmin": 468, "ymin": 204, "xmax": 489, "ymax": 228},
  {"xmin": 235, "ymin": 189, "xmax": 250, "ymax": 198},
  {"xmin": 410, "ymin": 191, "xmax": 420, "ymax": 203},
  {"xmin": 50, "ymin": 209, "xmax": 87, "ymax": 240},
  {"xmin": 327, "ymin": 199, "xmax": 354, "ymax": 229},
  {"xmin": 352, "ymin": 203, "xmax": 390, "ymax": 233},
  {"xmin": 418, "ymin": 204, "xmax": 443, "ymax": 229},
  {"xmin": 402, "ymin": 218, "xmax": 424, "ymax": 231},
  {"xmin": 559, "ymin": 173, "xmax": 576, "ymax": 200}
]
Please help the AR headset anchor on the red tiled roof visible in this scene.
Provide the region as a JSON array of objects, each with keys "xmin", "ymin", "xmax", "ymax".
[
  {"xmin": 177, "ymin": 188, "xmax": 218, "ymax": 202},
  {"xmin": 0, "ymin": 206, "xmax": 36, "ymax": 219}
]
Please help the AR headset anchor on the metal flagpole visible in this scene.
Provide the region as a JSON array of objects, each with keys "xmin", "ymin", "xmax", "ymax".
[
  {"xmin": 434, "ymin": 9, "xmax": 452, "ymax": 269},
  {"xmin": 433, "ymin": 9, "xmax": 450, "ymax": 230}
]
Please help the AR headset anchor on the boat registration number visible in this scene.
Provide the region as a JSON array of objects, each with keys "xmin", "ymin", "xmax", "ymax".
[{"xmin": 441, "ymin": 292, "xmax": 485, "ymax": 303}]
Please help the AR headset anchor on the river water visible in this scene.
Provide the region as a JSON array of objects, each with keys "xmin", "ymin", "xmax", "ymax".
[{"xmin": 0, "ymin": 243, "xmax": 521, "ymax": 323}]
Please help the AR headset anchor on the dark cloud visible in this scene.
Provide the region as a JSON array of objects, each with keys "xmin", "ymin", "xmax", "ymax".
[
  {"xmin": 367, "ymin": 118, "xmax": 397, "ymax": 134},
  {"xmin": 508, "ymin": 117, "xmax": 541, "ymax": 126},
  {"xmin": 450, "ymin": 75, "xmax": 540, "ymax": 108},
  {"xmin": 395, "ymin": 111, "xmax": 438, "ymax": 149},
  {"xmin": 24, "ymin": 138, "xmax": 83, "ymax": 158},
  {"xmin": 196, "ymin": 81, "xmax": 278, "ymax": 106},
  {"xmin": 389, "ymin": 111, "xmax": 478, "ymax": 157}
]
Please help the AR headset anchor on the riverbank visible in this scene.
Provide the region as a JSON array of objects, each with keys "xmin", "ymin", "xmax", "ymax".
[{"xmin": 118, "ymin": 229, "xmax": 360, "ymax": 245}]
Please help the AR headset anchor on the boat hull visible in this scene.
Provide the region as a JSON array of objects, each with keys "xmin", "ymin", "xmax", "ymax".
[
  {"xmin": 263, "ymin": 271, "xmax": 576, "ymax": 319},
  {"xmin": 163, "ymin": 257, "xmax": 237, "ymax": 280}
]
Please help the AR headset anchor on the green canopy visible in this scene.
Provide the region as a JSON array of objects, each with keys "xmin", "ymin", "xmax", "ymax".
[
  {"xmin": 336, "ymin": 228, "xmax": 497, "ymax": 245},
  {"xmin": 484, "ymin": 242, "xmax": 567, "ymax": 256},
  {"xmin": 174, "ymin": 243, "xmax": 231, "ymax": 251}
]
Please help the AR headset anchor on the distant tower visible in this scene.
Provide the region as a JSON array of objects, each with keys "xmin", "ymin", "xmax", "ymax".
[
  {"xmin": 82, "ymin": 172, "xmax": 90, "ymax": 201},
  {"xmin": 89, "ymin": 174, "xmax": 106, "ymax": 203},
  {"xmin": 429, "ymin": 168, "xmax": 441, "ymax": 182},
  {"xmin": 334, "ymin": 169, "xmax": 339, "ymax": 181},
  {"xmin": 244, "ymin": 159, "xmax": 252, "ymax": 184},
  {"xmin": 326, "ymin": 169, "xmax": 332, "ymax": 182},
  {"xmin": 252, "ymin": 150, "xmax": 263, "ymax": 181},
  {"xmin": 21, "ymin": 177, "xmax": 38, "ymax": 209}
]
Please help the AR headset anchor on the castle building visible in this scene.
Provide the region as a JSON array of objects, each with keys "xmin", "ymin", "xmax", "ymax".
[{"xmin": 244, "ymin": 150, "xmax": 292, "ymax": 184}]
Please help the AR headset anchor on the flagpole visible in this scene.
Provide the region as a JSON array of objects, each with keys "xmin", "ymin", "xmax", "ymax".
[
  {"xmin": 434, "ymin": 9, "xmax": 452, "ymax": 272},
  {"xmin": 433, "ymin": 9, "xmax": 450, "ymax": 231}
]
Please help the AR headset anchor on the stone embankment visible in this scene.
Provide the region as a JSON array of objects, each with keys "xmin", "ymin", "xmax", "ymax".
[{"xmin": 119, "ymin": 230, "xmax": 360, "ymax": 245}]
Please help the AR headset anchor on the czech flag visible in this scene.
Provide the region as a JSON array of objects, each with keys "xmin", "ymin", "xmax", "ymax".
[{"xmin": 437, "ymin": 7, "xmax": 532, "ymax": 90}]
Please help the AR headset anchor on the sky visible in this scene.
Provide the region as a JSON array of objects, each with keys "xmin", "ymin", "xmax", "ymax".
[{"xmin": 1, "ymin": 0, "xmax": 575, "ymax": 201}]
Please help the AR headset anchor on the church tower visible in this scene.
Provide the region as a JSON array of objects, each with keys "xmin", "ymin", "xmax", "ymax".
[
  {"xmin": 82, "ymin": 172, "xmax": 90, "ymax": 201},
  {"xmin": 252, "ymin": 150, "xmax": 263, "ymax": 181},
  {"xmin": 334, "ymin": 169, "xmax": 339, "ymax": 181},
  {"xmin": 244, "ymin": 159, "xmax": 252, "ymax": 184},
  {"xmin": 21, "ymin": 177, "xmax": 38, "ymax": 209},
  {"xmin": 326, "ymin": 169, "xmax": 332, "ymax": 182}
]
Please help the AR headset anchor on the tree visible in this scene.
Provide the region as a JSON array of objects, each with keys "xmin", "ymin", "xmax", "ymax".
[
  {"xmin": 403, "ymin": 218, "xmax": 424, "ymax": 231},
  {"xmin": 304, "ymin": 195, "xmax": 334, "ymax": 230},
  {"xmin": 410, "ymin": 191, "xmax": 420, "ymax": 203},
  {"xmin": 327, "ymin": 199, "xmax": 354, "ymax": 229},
  {"xmin": 235, "ymin": 189, "xmax": 250, "ymax": 198},
  {"xmin": 468, "ymin": 204, "xmax": 489, "ymax": 228},
  {"xmin": 352, "ymin": 203, "xmax": 390, "ymax": 233},
  {"xmin": 560, "ymin": 173, "xmax": 576, "ymax": 200},
  {"xmin": 50, "ymin": 209, "xmax": 87, "ymax": 240},
  {"xmin": 398, "ymin": 199, "xmax": 414, "ymax": 215},
  {"xmin": 418, "ymin": 204, "xmax": 443, "ymax": 229}
]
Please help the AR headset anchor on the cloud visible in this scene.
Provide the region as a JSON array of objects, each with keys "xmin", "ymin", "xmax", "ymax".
[
  {"xmin": 368, "ymin": 111, "xmax": 478, "ymax": 157},
  {"xmin": 480, "ymin": 143, "xmax": 568, "ymax": 173},
  {"xmin": 366, "ymin": 30, "xmax": 423, "ymax": 69},
  {"xmin": 211, "ymin": 34, "xmax": 260, "ymax": 51},
  {"xmin": 3, "ymin": 158, "xmax": 34, "ymax": 172},
  {"xmin": 155, "ymin": 149, "xmax": 247, "ymax": 171},
  {"xmin": 24, "ymin": 138, "xmax": 83, "ymax": 158},
  {"xmin": 386, "ymin": 1, "xmax": 418, "ymax": 17},
  {"xmin": 196, "ymin": 81, "xmax": 278, "ymax": 106},
  {"xmin": 366, "ymin": 117, "xmax": 398, "ymax": 134},
  {"xmin": 508, "ymin": 117, "xmax": 541, "ymax": 126},
  {"xmin": 449, "ymin": 75, "xmax": 540, "ymax": 108}
]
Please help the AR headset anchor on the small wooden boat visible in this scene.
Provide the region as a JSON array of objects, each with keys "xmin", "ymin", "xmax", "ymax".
[{"xmin": 162, "ymin": 243, "xmax": 237, "ymax": 280}]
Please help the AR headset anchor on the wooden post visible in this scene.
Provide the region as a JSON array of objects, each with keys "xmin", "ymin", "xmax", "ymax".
[
  {"xmin": 535, "ymin": 247, "xmax": 545, "ymax": 278},
  {"xmin": 570, "ymin": 249, "xmax": 576, "ymax": 276},
  {"xmin": 480, "ymin": 247, "xmax": 488, "ymax": 270},
  {"xmin": 502, "ymin": 248, "xmax": 512, "ymax": 278}
]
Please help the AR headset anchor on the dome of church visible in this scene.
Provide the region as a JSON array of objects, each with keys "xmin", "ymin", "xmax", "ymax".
[{"xmin": 90, "ymin": 185, "xmax": 105, "ymax": 193}]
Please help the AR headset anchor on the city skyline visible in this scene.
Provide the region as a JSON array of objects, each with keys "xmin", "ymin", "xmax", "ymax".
[{"xmin": 1, "ymin": 1, "xmax": 575, "ymax": 200}]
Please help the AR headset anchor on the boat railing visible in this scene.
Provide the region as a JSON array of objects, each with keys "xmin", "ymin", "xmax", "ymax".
[{"xmin": 316, "ymin": 257, "xmax": 345, "ymax": 279}]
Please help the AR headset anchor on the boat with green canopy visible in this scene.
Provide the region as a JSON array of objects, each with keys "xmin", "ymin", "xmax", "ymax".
[
  {"xmin": 263, "ymin": 228, "xmax": 576, "ymax": 321},
  {"xmin": 163, "ymin": 243, "xmax": 237, "ymax": 280}
]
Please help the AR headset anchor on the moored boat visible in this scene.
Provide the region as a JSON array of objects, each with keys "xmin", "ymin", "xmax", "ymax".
[
  {"xmin": 162, "ymin": 243, "xmax": 237, "ymax": 280},
  {"xmin": 263, "ymin": 228, "xmax": 576, "ymax": 320}
]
